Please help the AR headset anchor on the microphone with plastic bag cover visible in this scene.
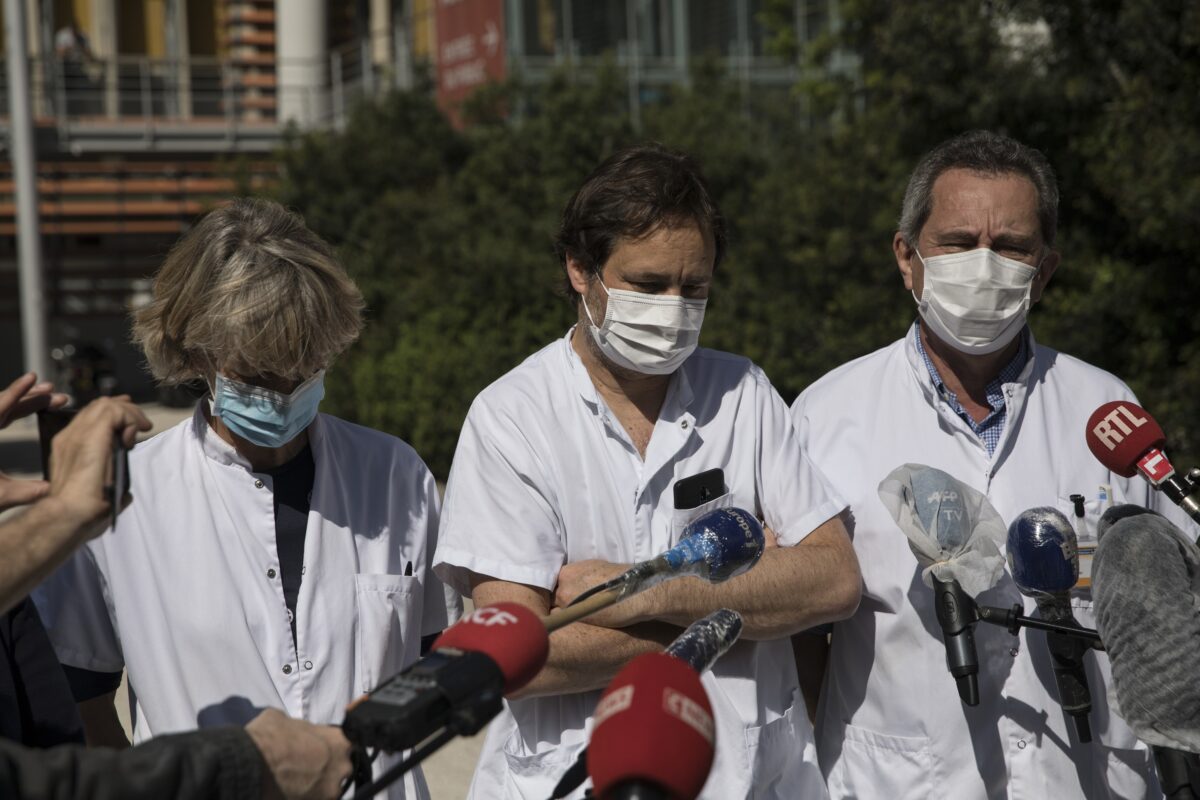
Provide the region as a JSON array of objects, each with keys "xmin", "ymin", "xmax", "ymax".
[
  {"xmin": 879, "ymin": 464, "xmax": 1008, "ymax": 706},
  {"xmin": 1007, "ymin": 507, "xmax": 1097, "ymax": 743},
  {"xmin": 548, "ymin": 609, "xmax": 744, "ymax": 800},
  {"xmin": 547, "ymin": 508, "xmax": 764, "ymax": 632},
  {"xmin": 1086, "ymin": 401, "xmax": 1200, "ymax": 528},
  {"xmin": 587, "ymin": 653, "xmax": 716, "ymax": 800}
]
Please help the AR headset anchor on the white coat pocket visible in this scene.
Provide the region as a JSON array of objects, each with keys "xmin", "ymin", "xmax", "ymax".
[
  {"xmin": 500, "ymin": 725, "xmax": 589, "ymax": 800},
  {"xmin": 742, "ymin": 688, "xmax": 827, "ymax": 799},
  {"xmin": 354, "ymin": 573, "xmax": 418, "ymax": 693},
  {"xmin": 826, "ymin": 722, "xmax": 937, "ymax": 800}
]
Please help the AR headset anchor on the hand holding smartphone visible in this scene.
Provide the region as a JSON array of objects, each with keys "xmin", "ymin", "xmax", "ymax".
[{"xmin": 37, "ymin": 408, "xmax": 131, "ymax": 530}]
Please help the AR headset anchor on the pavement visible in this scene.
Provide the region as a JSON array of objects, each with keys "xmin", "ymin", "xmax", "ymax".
[{"xmin": 0, "ymin": 402, "xmax": 484, "ymax": 798}]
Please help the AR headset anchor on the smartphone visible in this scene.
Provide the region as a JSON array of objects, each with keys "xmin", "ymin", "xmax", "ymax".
[
  {"xmin": 38, "ymin": 408, "xmax": 131, "ymax": 529},
  {"xmin": 673, "ymin": 468, "xmax": 725, "ymax": 510}
]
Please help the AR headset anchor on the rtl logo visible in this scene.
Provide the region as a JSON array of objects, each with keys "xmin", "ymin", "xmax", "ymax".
[{"xmin": 1090, "ymin": 404, "xmax": 1149, "ymax": 450}]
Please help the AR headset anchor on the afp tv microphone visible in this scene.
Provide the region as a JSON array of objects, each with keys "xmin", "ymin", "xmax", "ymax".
[
  {"xmin": 1086, "ymin": 401, "xmax": 1200, "ymax": 527},
  {"xmin": 878, "ymin": 463, "xmax": 1008, "ymax": 706},
  {"xmin": 588, "ymin": 653, "xmax": 716, "ymax": 800}
]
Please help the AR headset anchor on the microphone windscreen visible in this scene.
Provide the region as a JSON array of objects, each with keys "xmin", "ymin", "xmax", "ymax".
[
  {"xmin": 589, "ymin": 652, "xmax": 715, "ymax": 800},
  {"xmin": 911, "ymin": 466, "xmax": 971, "ymax": 551},
  {"xmin": 667, "ymin": 507, "xmax": 765, "ymax": 582},
  {"xmin": 1093, "ymin": 514, "xmax": 1200, "ymax": 751},
  {"xmin": 1007, "ymin": 507, "xmax": 1078, "ymax": 596},
  {"xmin": 432, "ymin": 603, "xmax": 549, "ymax": 694},
  {"xmin": 1097, "ymin": 503, "xmax": 1160, "ymax": 543},
  {"xmin": 663, "ymin": 609, "xmax": 743, "ymax": 673},
  {"xmin": 1086, "ymin": 401, "xmax": 1166, "ymax": 478}
]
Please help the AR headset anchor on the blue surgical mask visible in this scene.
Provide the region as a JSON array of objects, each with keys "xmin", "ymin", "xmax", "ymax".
[{"xmin": 210, "ymin": 370, "xmax": 325, "ymax": 448}]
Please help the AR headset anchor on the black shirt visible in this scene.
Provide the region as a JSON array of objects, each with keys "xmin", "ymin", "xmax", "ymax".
[
  {"xmin": 262, "ymin": 445, "xmax": 315, "ymax": 647},
  {"xmin": 0, "ymin": 598, "xmax": 84, "ymax": 747}
]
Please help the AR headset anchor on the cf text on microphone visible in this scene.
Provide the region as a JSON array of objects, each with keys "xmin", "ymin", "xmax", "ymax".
[{"xmin": 343, "ymin": 602, "xmax": 549, "ymax": 753}]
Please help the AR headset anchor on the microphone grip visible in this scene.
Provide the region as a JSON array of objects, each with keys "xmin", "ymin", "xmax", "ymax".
[
  {"xmin": 1038, "ymin": 598, "xmax": 1094, "ymax": 744},
  {"xmin": 932, "ymin": 577, "xmax": 980, "ymax": 706},
  {"xmin": 1154, "ymin": 746, "xmax": 1200, "ymax": 800},
  {"xmin": 602, "ymin": 780, "xmax": 672, "ymax": 800},
  {"xmin": 1160, "ymin": 473, "xmax": 1200, "ymax": 528}
]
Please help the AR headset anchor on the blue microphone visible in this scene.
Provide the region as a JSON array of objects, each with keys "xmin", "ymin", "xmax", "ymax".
[{"xmin": 1007, "ymin": 507, "xmax": 1094, "ymax": 743}]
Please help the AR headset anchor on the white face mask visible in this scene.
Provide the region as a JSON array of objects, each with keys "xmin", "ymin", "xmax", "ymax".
[
  {"xmin": 582, "ymin": 280, "xmax": 707, "ymax": 375},
  {"xmin": 915, "ymin": 247, "xmax": 1040, "ymax": 355}
]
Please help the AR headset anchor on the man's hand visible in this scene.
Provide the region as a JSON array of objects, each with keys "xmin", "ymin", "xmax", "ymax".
[
  {"xmin": 553, "ymin": 559, "xmax": 649, "ymax": 628},
  {"xmin": 44, "ymin": 396, "xmax": 151, "ymax": 539},
  {"xmin": 0, "ymin": 372, "xmax": 69, "ymax": 510},
  {"xmin": 244, "ymin": 709, "xmax": 353, "ymax": 800}
]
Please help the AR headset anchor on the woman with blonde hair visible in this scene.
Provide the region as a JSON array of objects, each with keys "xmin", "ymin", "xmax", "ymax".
[{"xmin": 36, "ymin": 198, "xmax": 460, "ymax": 800}]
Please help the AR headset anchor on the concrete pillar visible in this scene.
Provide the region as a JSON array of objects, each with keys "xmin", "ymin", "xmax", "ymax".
[
  {"xmin": 6, "ymin": 0, "xmax": 50, "ymax": 381},
  {"xmin": 276, "ymin": 0, "xmax": 328, "ymax": 127}
]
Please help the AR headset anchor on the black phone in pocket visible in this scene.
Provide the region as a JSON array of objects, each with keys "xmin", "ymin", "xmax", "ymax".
[
  {"xmin": 38, "ymin": 408, "xmax": 131, "ymax": 528},
  {"xmin": 673, "ymin": 468, "xmax": 725, "ymax": 510}
]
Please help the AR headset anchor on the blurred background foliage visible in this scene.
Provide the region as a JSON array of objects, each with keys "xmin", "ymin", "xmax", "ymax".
[{"xmin": 273, "ymin": 0, "xmax": 1200, "ymax": 478}]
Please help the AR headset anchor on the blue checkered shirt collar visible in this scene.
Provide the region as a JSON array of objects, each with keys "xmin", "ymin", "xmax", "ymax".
[{"xmin": 913, "ymin": 322, "xmax": 1029, "ymax": 456}]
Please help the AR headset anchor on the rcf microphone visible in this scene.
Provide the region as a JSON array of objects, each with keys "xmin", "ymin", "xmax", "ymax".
[
  {"xmin": 343, "ymin": 603, "xmax": 549, "ymax": 753},
  {"xmin": 880, "ymin": 464, "xmax": 1009, "ymax": 707},
  {"xmin": 1007, "ymin": 507, "xmax": 1095, "ymax": 743},
  {"xmin": 1093, "ymin": 512, "xmax": 1200, "ymax": 753},
  {"xmin": 549, "ymin": 610, "xmax": 744, "ymax": 799},
  {"xmin": 588, "ymin": 653, "xmax": 715, "ymax": 800},
  {"xmin": 566, "ymin": 508, "xmax": 765, "ymax": 610},
  {"xmin": 1086, "ymin": 401, "xmax": 1200, "ymax": 526}
]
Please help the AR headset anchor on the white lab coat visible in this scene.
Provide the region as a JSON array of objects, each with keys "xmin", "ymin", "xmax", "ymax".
[
  {"xmin": 35, "ymin": 406, "xmax": 462, "ymax": 800},
  {"xmin": 434, "ymin": 331, "xmax": 845, "ymax": 800},
  {"xmin": 792, "ymin": 326, "xmax": 1194, "ymax": 800}
]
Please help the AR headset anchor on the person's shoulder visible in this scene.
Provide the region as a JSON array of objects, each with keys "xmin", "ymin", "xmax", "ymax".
[
  {"xmin": 316, "ymin": 413, "xmax": 427, "ymax": 469},
  {"xmin": 1032, "ymin": 343, "xmax": 1138, "ymax": 400},
  {"xmin": 799, "ymin": 339, "xmax": 907, "ymax": 407},
  {"xmin": 129, "ymin": 409, "xmax": 197, "ymax": 463},
  {"xmin": 470, "ymin": 339, "xmax": 566, "ymax": 417}
]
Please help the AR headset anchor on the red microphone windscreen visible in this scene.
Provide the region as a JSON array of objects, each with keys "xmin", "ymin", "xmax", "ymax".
[
  {"xmin": 589, "ymin": 653, "xmax": 715, "ymax": 800},
  {"xmin": 1085, "ymin": 401, "xmax": 1167, "ymax": 478},
  {"xmin": 431, "ymin": 603, "xmax": 549, "ymax": 694}
]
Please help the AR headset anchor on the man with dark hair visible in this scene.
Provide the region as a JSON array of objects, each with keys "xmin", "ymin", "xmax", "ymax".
[
  {"xmin": 434, "ymin": 143, "xmax": 861, "ymax": 799},
  {"xmin": 793, "ymin": 130, "xmax": 1192, "ymax": 797}
]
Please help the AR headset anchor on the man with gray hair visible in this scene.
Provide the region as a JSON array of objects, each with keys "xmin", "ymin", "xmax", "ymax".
[{"xmin": 792, "ymin": 130, "xmax": 1193, "ymax": 797}]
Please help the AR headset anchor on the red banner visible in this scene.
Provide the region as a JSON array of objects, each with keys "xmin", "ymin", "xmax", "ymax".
[{"xmin": 435, "ymin": 0, "xmax": 506, "ymax": 124}]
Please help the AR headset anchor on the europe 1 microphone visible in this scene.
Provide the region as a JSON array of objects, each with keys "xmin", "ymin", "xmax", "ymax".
[
  {"xmin": 549, "ymin": 507, "xmax": 764, "ymax": 631},
  {"xmin": 1007, "ymin": 507, "xmax": 1096, "ymax": 743},
  {"xmin": 1086, "ymin": 401, "xmax": 1200, "ymax": 527}
]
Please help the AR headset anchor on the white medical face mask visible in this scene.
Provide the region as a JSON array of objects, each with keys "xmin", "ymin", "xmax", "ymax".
[
  {"xmin": 582, "ymin": 280, "xmax": 707, "ymax": 375},
  {"xmin": 914, "ymin": 247, "xmax": 1039, "ymax": 355}
]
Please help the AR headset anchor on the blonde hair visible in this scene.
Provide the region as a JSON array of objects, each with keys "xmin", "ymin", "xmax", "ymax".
[{"xmin": 132, "ymin": 197, "xmax": 364, "ymax": 385}]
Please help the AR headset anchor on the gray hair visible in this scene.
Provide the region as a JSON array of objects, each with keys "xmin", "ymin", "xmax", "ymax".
[
  {"xmin": 898, "ymin": 130, "xmax": 1060, "ymax": 247},
  {"xmin": 132, "ymin": 197, "xmax": 364, "ymax": 385}
]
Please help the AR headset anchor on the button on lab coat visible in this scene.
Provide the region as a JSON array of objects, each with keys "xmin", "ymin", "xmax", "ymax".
[
  {"xmin": 35, "ymin": 407, "xmax": 461, "ymax": 799},
  {"xmin": 435, "ymin": 331, "xmax": 845, "ymax": 800},
  {"xmin": 792, "ymin": 327, "xmax": 1194, "ymax": 800}
]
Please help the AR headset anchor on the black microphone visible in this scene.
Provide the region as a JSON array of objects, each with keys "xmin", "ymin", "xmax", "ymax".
[
  {"xmin": 1092, "ymin": 509, "xmax": 1200, "ymax": 755},
  {"xmin": 1007, "ymin": 507, "xmax": 1094, "ymax": 743},
  {"xmin": 880, "ymin": 464, "xmax": 1008, "ymax": 707}
]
